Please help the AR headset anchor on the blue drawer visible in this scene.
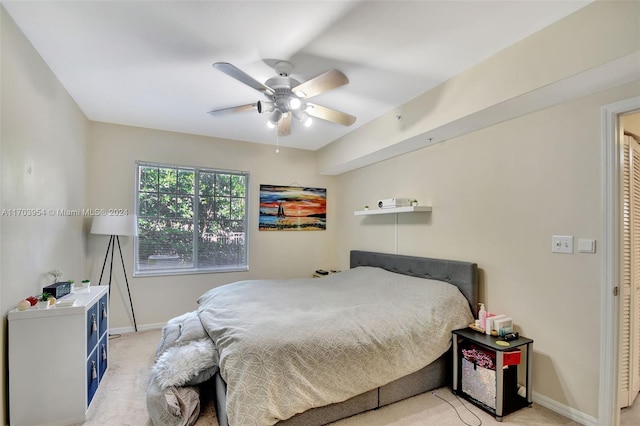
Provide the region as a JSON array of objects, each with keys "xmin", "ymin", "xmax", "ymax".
[
  {"xmin": 99, "ymin": 334, "xmax": 108, "ymax": 381},
  {"xmin": 87, "ymin": 348, "xmax": 99, "ymax": 407},
  {"xmin": 98, "ymin": 294, "xmax": 108, "ymax": 336},
  {"xmin": 86, "ymin": 302, "xmax": 98, "ymax": 356}
]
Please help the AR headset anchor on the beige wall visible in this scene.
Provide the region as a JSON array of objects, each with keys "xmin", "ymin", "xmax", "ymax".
[
  {"xmin": 317, "ymin": 0, "xmax": 640, "ymax": 175},
  {"xmin": 0, "ymin": 7, "xmax": 90, "ymax": 425},
  {"xmin": 333, "ymin": 80, "xmax": 640, "ymax": 418},
  {"xmin": 87, "ymin": 122, "xmax": 336, "ymax": 329}
]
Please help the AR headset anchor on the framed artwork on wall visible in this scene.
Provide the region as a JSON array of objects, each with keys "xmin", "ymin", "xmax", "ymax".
[{"xmin": 259, "ymin": 184, "xmax": 326, "ymax": 231}]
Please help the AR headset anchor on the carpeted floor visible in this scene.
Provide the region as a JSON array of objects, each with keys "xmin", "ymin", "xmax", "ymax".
[{"xmin": 82, "ymin": 328, "xmax": 580, "ymax": 426}]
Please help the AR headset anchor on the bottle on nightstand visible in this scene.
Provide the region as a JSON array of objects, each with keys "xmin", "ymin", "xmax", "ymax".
[{"xmin": 478, "ymin": 303, "xmax": 486, "ymax": 331}]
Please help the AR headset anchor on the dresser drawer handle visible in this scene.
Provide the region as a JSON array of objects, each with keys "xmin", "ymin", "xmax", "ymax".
[
  {"xmin": 91, "ymin": 361, "xmax": 97, "ymax": 380},
  {"xmin": 102, "ymin": 344, "xmax": 107, "ymax": 361},
  {"xmin": 101, "ymin": 303, "xmax": 108, "ymax": 319},
  {"xmin": 91, "ymin": 314, "xmax": 97, "ymax": 333}
]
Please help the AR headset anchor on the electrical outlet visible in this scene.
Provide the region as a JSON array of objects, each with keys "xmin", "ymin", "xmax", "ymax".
[{"xmin": 552, "ymin": 235, "xmax": 574, "ymax": 254}]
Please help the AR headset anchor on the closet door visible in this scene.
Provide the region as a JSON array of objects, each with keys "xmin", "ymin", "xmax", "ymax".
[{"xmin": 619, "ymin": 135, "xmax": 640, "ymax": 408}]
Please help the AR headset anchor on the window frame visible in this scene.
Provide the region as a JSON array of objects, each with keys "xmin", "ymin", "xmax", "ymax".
[{"xmin": 133, "ymin": 160, "xmax": 249, "ymax": 277}]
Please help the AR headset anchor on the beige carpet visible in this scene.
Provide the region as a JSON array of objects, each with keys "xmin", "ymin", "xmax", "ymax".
[{"xmin": 82, "ymin": 329, "xmax": 580, "ymax": 426}]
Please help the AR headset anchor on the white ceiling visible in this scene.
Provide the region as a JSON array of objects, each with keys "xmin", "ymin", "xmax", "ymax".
[{"xmin": 2, "ymin": 1, "xmax": 592, "ymax": 151}]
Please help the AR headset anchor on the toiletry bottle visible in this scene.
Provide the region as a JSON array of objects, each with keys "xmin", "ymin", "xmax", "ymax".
[{"xmin": 478, "ymin": 303, "xmax": 487, "ymax": 331}]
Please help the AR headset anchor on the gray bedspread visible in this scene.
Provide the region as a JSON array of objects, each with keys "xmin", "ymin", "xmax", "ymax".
[{"xmin": 197, "ymin": 266, "xmax": 473, "ymax": 426}]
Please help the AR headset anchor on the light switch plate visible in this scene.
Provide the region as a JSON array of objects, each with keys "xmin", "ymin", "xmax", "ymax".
[
  {"xmin": 552, "ymin": 235, "xmax": 574, "ymax": 254},
  {"xmin": 578, "ymin": 239, "xmax": 596, "ymax": 253}
]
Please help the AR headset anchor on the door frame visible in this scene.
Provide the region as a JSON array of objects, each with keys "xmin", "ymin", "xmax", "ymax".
[{"xmin": 600, "ymin": 96, "xmax": 640, "ymax": 426}]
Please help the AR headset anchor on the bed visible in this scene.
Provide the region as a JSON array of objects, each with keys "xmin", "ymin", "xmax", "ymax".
[{"xmin": 147, "ymin": 250, "xmax": 478, "ymax": 426}]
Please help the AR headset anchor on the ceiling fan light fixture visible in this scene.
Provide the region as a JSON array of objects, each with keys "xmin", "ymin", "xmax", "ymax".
[
  {"xmin": 269, "ymin": 110, "xmax": 282, "ymax": 126},
  {"xmin": 304, "ymin": 117, "xmax": 313, "ymax": 127},
  {"xmin": 292, "ymin": 109, "xmax": 309, "ymax": 123},
  {"xmin": 288, "ymin": 97, "xmax": 302, "ymax": 110},
  {"xmin": 257, "ymin": 101, "xmax": 274, "ymax": 114}
]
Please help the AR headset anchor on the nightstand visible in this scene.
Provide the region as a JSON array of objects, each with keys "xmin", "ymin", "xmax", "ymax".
[{"xmin": 452, "ymin": 328, "xmax": 533, "ymax": 421}]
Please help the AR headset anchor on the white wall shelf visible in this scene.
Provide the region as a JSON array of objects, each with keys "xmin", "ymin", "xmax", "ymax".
[{"xmin": 354, "ymin": 206, "xmax": 432, "ymax": 216}]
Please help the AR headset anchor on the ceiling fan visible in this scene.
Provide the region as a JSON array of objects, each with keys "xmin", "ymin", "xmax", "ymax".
[{"xmin": 208, "ymin": 61, "xmax": 356, "ymax": 136}]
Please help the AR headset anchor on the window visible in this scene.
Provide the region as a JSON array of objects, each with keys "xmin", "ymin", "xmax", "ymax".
[{"xmin": 135, "ymin": 161, "xmax": 248, "ymax": 276}]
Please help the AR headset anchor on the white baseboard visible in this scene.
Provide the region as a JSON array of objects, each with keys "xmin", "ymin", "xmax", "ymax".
[
  {"xmin": 533, "ymin": 391, "xmax": 597, "ymax": 426},
  {"xmin": 109, "ymin": 322, "xmax": 165, "ymax": 335}
]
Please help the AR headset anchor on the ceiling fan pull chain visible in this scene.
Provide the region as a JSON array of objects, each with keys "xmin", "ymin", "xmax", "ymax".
[{"xmin": 275, "ymin": 128, "xmax": 280, "ymax": 154}]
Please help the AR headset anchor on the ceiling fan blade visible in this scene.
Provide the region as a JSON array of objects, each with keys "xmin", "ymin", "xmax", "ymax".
[
  {"xmin": 306, "ymin": 103, "xmax": 356, "ymax": 126},
  {"xmin": 213, "ymin": 62, "xmax": 275, "ymax": 96},
  {"xmin": 278, "ymin": 114, "xmax": 291, "ymax": 136},
  {"xmin": 207, "ymin": 103, "xmax": 256, "ymax": 116},
  {"xmin": 292, "ymin": 69, "xmax": 349, "ymax": 99}
]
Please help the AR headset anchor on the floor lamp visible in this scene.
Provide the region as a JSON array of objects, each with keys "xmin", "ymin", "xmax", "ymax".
[{"xmin": 91, "ymin": 214, "xmax": 138, "ymax": 332}]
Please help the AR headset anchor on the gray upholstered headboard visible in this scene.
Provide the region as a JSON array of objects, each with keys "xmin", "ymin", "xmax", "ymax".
[{"xmin": 350, "ymin": 250, "xmax": 478, "ymax": 315}]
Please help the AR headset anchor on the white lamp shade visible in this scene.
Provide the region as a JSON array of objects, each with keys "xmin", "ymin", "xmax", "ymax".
[{"xmin": 91, "ymin": 214, "xmax": 137, "ymax": 236}]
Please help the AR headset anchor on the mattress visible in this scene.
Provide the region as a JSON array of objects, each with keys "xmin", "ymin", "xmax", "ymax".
[{"xmin": 196, "ymin": 266, "xmax": 474, "ymax": 425}]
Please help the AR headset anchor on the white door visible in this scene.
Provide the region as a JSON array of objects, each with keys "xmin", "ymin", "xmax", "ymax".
[{"xmin": 619, "ymin": 134, "xmax": 640, "ymax": 408}]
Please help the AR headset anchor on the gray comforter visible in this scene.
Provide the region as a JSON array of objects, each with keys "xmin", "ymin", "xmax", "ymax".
[{"xmin": 148, "ymin": 266, "xmax": 473, "ymax": 426}]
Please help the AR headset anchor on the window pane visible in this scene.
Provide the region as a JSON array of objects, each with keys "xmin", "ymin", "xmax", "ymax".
[
  {"xmin": 230, "ymin": 221, "xmax": 244, "ymax": 232},
  {"xmin": 215, "ymin": 197, "xmax": 230, "ymax": 219},
  {"xmin": 215, "ymin": 174, "xmax": 231, "ymax": 197},
  {"xmin": 231, "ymin": 198, "xmax": 244, "ymax": 220},
  {"xmin": 136, "ymin": 162, "xmax": 248, "ymax": 276},
  {"xmin": 163, "ymin": 220, "xmax": 193, "ymax": 263},
  {"xmin": 139, "ymin": 193, "xmax": 158, "ymax": 217},
  {"xmin": 136, "ymin": 218, "xmax": 158, "ymax": 261},
  {"xmin": 177, "ymin": 170, "xmax": 194, "ymax": 194},
  {"xmin": 136, "ymin": 218, "xmax": 193, "ymax": 272},
  {"xmin": 158, "ymin": 168, "xmax": 176, "ymax": 193},
  {"xmin": 177, "ymin": 196, "xmax": 194, "ymax": 219},
  {"xmin": 200, "ymin": 219, "xmax": 221, "ymax": 239},
  {"xmin": 159, "ymin": 194, "xmax": 176, "ymax": 217},
  {"xmin": 200, "ymin": 172, "xmax": 215, "ymax": 196},
  {"xmin": 140, "ymin": 168, "xmax": 158, "ymax": 192},
  {"xmin": 199, "ymin": 197, "xmax": 214, "ymax": 220},
  {"xmin": 198, "ymin": 219, "xmax": 246, "ymax": 269},
  {"xmin": 231, "ymin": 175, "xmax": 245, "ymax": 197}
]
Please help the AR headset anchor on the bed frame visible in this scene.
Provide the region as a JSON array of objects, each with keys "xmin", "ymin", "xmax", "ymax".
[{"xmin": 212, "ymin": 250, "xmax": 478, "ymax": 426}]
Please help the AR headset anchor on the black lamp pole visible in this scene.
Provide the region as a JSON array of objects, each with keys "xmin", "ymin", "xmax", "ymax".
[{"xmin": 98, "ymin": 234, "xmax": 137, "ymax": 332}]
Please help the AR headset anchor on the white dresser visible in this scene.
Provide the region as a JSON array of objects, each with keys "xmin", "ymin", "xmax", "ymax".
[{"xmin": 8, "ymin": 286, "xmax": 109, "ymax": 425}]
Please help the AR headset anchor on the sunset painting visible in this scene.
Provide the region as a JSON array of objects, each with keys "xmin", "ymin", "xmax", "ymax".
[{"xmin": 259, "ymin": 185, "xmax": 326, "ymax": 231}]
